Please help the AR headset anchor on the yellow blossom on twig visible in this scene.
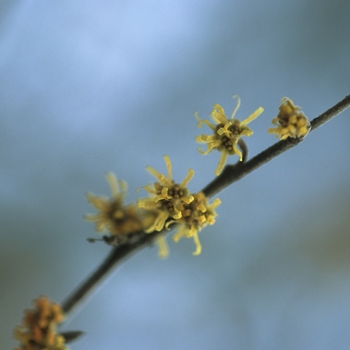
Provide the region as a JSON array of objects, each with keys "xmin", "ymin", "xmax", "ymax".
[
  {"xmin": 268, "ymin": 97, "xmax": 310, "ymax": 140},
  {"xmin": 137, "ymin": 155, "xmax": 194, "ymax": 233},
  {"xmin": 195, "ymin": 95, "xmax": 264, "ymax": 176},
  {"xmin": 14, "ymin": 296, "xmax": 68, "ymax": 350},
  {"xmin": 137, "ymin": 155, "xmax": 195, "ymax": 258},
  {"xmin": 85, "ymin": 173, "xmax": 146, "ymax": 242},
  {"xmin": 172, "ymin": 191, "xmax": 221, "ymax": 255}
]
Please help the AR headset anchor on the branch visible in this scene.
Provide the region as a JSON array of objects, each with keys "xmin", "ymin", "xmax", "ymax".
[
  {"xmin": 61, "ymin": 230, "xmax": 163, "ymax": 316},
  {"xmin": 61, "ymin": 94, "xmax": 350, "ymax": 318}
]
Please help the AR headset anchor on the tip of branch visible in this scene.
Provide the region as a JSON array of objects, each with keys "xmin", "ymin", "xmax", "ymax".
[{"xmin": 87, "ymin": 238, "xmax": 103, "ymax": 243}]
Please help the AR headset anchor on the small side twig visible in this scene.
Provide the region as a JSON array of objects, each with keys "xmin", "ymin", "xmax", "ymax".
[{"xmin": 61, "ymin": 94, "xmax": 350, "ymax": 319}]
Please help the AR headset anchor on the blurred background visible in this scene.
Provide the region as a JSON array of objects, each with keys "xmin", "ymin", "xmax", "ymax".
[{"xmin": 1, "ymin": 0, "xmax": 350, "ymax": 349}]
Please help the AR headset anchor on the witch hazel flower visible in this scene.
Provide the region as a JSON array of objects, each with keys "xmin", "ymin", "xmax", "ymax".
[
  {"xmin": 137, "ymin": 155, "xmax": 195, "ymax": 258},
  {"xmin": 137, "ymin": 155, "xmax": 195, "ymax": 232},
  {"xmin": 195, "ymin": 95, "xmax": 264, "ymax": 176},
  {"xmin": 172, "ymin": 191, "xmax": 221, "ymax": 256},
  {"xmin": 268, "ymin": 97, "xmax": 310, "ymax": 140},
  {"xmin": 14, "ymin": 296, "xmax": 68, "ymax": 350},
  {"xmin": 85, "ymin": 173, "xmax": 148, "ymax": 244}
]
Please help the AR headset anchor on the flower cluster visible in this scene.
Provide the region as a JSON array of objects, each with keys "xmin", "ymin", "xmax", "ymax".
[
  {"xmin": 84, "ymin": 95, "xmax": 308, "ymax": 258},
  {"xmin": 137, "ymin": 155, "xmax": 220, "ymax": 256},
  {"xmin": 14, "ymin": 296, "xmax": 67, "ymax": 350},
  {"xmin": 172, "ymin": 191, "xmax": 221, "ymax": 255},
  {"xmin": 85, "ymin": 173, "xmax": 148, "ymax": 244},
  {"xmin": 268, "ymin": 97, "xmax": 310, "ymax": 140},
  {"xmin": 137, "ymin": 155, "xmax": 195, "ymax": 233},
  {"xmin": 195, "ymin": 95, "xmax": 264, "ymax": 175}
]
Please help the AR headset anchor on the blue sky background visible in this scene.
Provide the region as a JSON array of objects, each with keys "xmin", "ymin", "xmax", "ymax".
[{"xmin": 1, "ymin": 1, "xmax": 350, "ymax": 349}]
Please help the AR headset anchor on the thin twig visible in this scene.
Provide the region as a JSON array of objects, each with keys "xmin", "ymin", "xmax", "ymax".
[
  {"xmin": 61, "ymin": 94, "xmax": 350, "ymax": 318},
  {"xmin": 310, "ymin": 95, "xmax": 350, "ymax": 131},
  {"xmin": 61, "ymin": 230, "xmax": 163, "ymax": 315}
]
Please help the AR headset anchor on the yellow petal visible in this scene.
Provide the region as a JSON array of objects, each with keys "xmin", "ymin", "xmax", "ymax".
[
  {"xmin": 199, "ymin": 134, "xmax": 219, "ymax": 142},
  {"xmin": 180, "ymin": 169, "xmax": 194, "ymax": 189},
  {"xmin": 84, "ymin": 213, "xmax": 100, "ymax": 222},
  {"xmin": 217, "ymin": 121, "xmax": 232, "ymax": 136},
  {"xmin": 215, "ymin": 151, "xmax": 228, "ymax": 176},
  {"xmin": 197, "ymin": 203, "xmax": 207, "ymax": 212},
  {"xmin": 207, "ymin": 140, "xmax": 222, "ymax": 149},
  {"xmin": 230, "ymin": 94, "xmax": 241, "ymax": 119},
  {"xmin": 198, "ymin": 147, "xmax": 213, "ymax": 155},
  {"xmin": 156, "ymin": 235, "xmax": 169, "ymax": 259},
  {"xmin": 191, "ymin": 228, "xmax": 202, "ymax": 256},
  {"xmin": 146, "ymin": 166, "xmax": 172, "ymax": 188},
  {"xmin": 240, "ymin": 107, "xmax": 264, "ymax": 126},
  {"xmin": 195, "ymin": 112, "xmax": 216, "ymax": 130},
  {"xmin": 173, "ymin": 211, "xmax": 182, "ymax": 219},
  {"xmin": 163, "ymin": 155, "xmax": 172, "ymax": 181},
  {"xmin": 172, "ymin": 225, "xmax": 187, "ymax": 242},
  {"xmin": 210, "ymin": 198, "xmax": 221, "ymax": 209},
  {"xmin": 233, "ymin": 144, "xmax": 243, "ymax": 161},
  {"xmin": 106, "ymin": 172, "xmax": 120, "ymax": 197},
  {"xmin": 181, "ymin": 194, "xmax": 194, "ymax": 204},
  {"xmin": 211, "ymin": 104, "xmax": 227, "ymax": 124}
]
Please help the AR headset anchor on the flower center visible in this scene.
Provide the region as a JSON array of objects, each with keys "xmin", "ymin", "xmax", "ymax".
[
  {"xmin": 221, "ymin": 136, "xmax": 233, "ymax": 151},
  {"xmin": 228, "ymin": 121, "xmax": 241, "ymax": 135},
  {"xmin": 167, "ymin": 184, "xmax": 184, "ymax": 199},
  {"xmin": 107, "ymin": 201, "xmax": 126, "ymax": 223}
]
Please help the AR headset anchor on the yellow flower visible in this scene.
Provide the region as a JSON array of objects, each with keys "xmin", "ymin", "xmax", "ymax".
[
  {"xmin": 137, "ymin": 155, "xmax": 195, "ymax": 258},
  {"xmin": 85, "ymin": 173, "xmax": 144, "ymax": 240},
  {"xmin": 14, "ymin": 296, "xmax": 68, "ymax": 350},
  {"xmin": 137, "ymin": 155, "xmax": 195, "ymax": 233},
  {"xmin": 195, "ymin": 95, "xmax": 264, "ymax": 176},
  {"xmin": 172, "ymin": 192, "xmax": 221, "ymax": 255},
  {"xmin": 268, "ymin": 97, "xmax": 310, "ymax": 140}
]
